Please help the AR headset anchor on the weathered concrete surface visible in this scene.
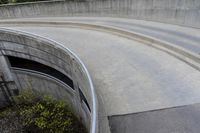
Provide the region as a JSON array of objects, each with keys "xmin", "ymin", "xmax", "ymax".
[
  {"xmin": 0, "ymin": 0, "xmax": 200, "ymax": 28},
  {"xmin": 8, "ymin": 26, "xmax": 200, "ymax": 133},
  {"xmin": 11, "ymin": 69, "xmax": 75, "ymax": 107},
  {"xmin": 0, "ymin": 30, "xmax": 98, "ymax": 133},
  {"xmin": 2, "ymin": 16, "xmax": 200, "ymax": 132},
  {"xmin": 1, "ymin": 17, "xmax": 200, "ymax": 54},
  {"xmin": 1, "ymin": 0, "xmax": 199, "ymax": 132},
  {"xmin": 9, "ymin": 26, "xmax": 200, "ymax": 115},
  {"xmin": 0, "ymin": 55, "xmax": 17, "ymax": 107},
  {"xmin": 109, "ymin": 103, "xmax": 200, "ymax": 133}
]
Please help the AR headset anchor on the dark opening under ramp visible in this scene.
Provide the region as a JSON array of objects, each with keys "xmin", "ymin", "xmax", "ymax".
[{"xmin": 7, "ymin": 56, "xmax": 74, "ymax": 89}]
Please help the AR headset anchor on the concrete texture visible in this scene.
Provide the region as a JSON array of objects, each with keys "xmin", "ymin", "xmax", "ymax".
[
  {"xmin": 0, "ymin": 55, "xmax": 17, "ymax": 107},
  {"xmin": 0, "ymin": 29, "xmax": 98, "ymax": 133},
  {"xmin": 2, "ymin": 17, "xmax": 200, "ymax": 53},
  {"xmin": 6, "ymin": 26, "xmax": 200, "ymax": 133},
  {"xmin": 10, "ymin": 26, "xmax": 200, "ymax": 115},
  {"xmin": 0, "ymin": 0, "xmax": 200, "ymax": 28},
  {"xmin": 11, "ymin": 68, "xmax": 75, "ymax": 105},
  {"xmin": 109, "ymin": 103, "xmax": 200, "ymax": 133},
  {"xmin": 1, "ymin": 0, "xmax": 200, "ymax": 132},
  {"xmin": 1, "ymin": 17, "xmax": 200, "ymax": 66},
  {"xmin": 1, "ymin": 16, "xmax": 200, "ymax": 132}
]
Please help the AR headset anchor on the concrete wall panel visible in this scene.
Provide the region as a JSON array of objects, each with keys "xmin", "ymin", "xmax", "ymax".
[{"xmin": 0, "ymin": 0, "xmax": 198, "ymax": 28}]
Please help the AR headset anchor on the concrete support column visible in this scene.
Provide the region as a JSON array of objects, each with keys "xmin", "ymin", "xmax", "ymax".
[{"xmin": 0, "ymin": 51, "xmax": 13, "ymax": 81}]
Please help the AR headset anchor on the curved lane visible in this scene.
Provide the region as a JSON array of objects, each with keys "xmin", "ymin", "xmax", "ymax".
[
  {"xmin": 6, "ymin": 26, "xmax": 200, "ymax": 115},
  {"xmin": 2, "ymin": 21, "xmax": 200, "ymax": 133},
  {"xmin": 1, "ymin": 17, "xmax": 200, "ymax": 54}
]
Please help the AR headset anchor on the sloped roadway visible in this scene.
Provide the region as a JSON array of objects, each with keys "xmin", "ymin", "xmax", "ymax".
[{"xmin": 2, "ymin": 18, "xmax": 200, "ymax": 133}]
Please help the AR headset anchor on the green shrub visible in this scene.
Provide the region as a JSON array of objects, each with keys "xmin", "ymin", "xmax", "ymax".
[{"xmin": 0, "ymin": 89, "xmax": 87, "ymax": 133}]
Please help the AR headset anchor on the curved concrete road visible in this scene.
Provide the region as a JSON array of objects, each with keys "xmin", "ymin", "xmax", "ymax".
[
  {"xmin": 1, "ymin": 17, "xmax": 200, "ymax": 54},
  {"xmin": 2, "ymin": 18, "xmax": 200, "ymax": 133}
]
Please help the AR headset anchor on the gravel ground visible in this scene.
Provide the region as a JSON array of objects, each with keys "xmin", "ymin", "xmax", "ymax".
[{"xmin": 0, "ymin": 111, "xmax": 24, "ymax": 133}]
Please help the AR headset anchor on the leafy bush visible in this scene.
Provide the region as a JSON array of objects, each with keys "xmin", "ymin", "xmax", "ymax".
[{"xmin": 0, "ymin": 89, "xmax": 87, "ymax": 133}]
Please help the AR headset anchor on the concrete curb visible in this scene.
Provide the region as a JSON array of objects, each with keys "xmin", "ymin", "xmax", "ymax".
[{"xmin": 1, "ymin": 20, "xmax": 200, "ymax": 71}]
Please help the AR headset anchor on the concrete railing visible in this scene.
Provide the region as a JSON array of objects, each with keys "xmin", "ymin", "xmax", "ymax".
[
  {"xmin": 0, "ymin": 0, "xmax": 200, "ymax": 28},
  {"xmin": 0, "ymin": 28, "xmax": 98, "ymax": 133}
]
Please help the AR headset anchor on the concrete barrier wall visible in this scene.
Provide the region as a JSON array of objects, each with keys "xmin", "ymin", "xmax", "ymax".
[
  {"xmin": 0, "ymin": 28, "xmax": 98, "ymax": 133},
  {"xmin": 0, "ymin": 0, "xmax": 200, "ymax": 28}
]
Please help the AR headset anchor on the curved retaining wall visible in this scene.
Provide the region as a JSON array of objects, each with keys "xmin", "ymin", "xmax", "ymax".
[
  {"xmin": 0, "ymin": 0, "xmax": 200, "ymax": 28},
  {"xmin": 0, "ymin": 28, "xmax": 98, "ymax": 133}
]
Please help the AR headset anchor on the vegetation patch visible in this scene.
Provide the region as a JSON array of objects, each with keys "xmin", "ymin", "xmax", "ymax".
[{"xmin": 0, "ymin": 89, "xmax": 87, "ymax": 133}]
